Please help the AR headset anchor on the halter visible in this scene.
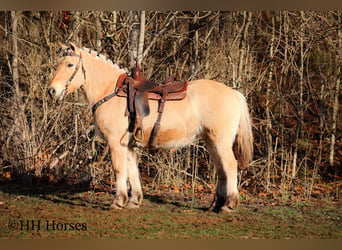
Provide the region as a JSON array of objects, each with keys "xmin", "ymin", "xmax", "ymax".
[{"xmin": 62, "ymin": 48, "xmax": 86, "ymax": 95}]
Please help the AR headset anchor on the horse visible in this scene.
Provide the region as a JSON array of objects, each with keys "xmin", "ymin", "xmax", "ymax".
[{"xmin": 48, "ymin": 43, "xmax": 253, "ymax": 213}]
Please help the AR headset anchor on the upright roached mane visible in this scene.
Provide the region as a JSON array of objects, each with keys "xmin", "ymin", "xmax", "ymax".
[{"xmin": 48, "ymin": 43, "xmax": 253, "ymax": 213}]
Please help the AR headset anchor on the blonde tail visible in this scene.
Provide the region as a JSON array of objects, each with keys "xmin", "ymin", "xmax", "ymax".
[{"xmin": 235, "ymin": 90, "xmax": 254, "ymax": 168}]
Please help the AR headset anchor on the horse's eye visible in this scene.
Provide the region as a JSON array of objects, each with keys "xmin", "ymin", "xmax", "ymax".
[{"xmin": 67, "ymin": 63, "xmax": 74, "ymax": 68}]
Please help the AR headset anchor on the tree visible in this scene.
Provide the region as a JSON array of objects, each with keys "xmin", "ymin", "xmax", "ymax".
[
  {"xmin": 329, "ymin": 12, "xmax": 341, "ymax": 167},
  {"xmin": 127, "ymin": 11, "xmax": 145, "ymax": 69}
]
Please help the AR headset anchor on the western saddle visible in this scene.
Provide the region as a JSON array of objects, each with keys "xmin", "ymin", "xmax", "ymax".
[{"xmin": 114, "ymin": 66, "xmax": 188, "ymax": 153}]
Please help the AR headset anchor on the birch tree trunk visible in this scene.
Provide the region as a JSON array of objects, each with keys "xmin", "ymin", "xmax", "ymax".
[
  {"xmin": 112, "ymin": 11, "xmax": 117, "ymax": 32},
  {"xmin": 137, "ymin": 11, "xmax": 145, "ymax": 66},
  {"xmin": 127, "ymin": 11, "xmax": 140, "ymax": 69},
  {"xmin": 265, "ymin": 11, "xmax": 275, "ymax": 192},
  {"xmin": 127, "ymin": 11, "xmax": 146, "ymax": 68}
]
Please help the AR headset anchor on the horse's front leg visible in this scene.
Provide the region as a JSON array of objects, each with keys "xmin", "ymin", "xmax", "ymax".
[
  {"xmin": 109, "ymin": 143, "xmax": 129, "ymax": 209},
  {"xmin": 126, "ymin": 148, "xmax": 143, "ymax": 209}
]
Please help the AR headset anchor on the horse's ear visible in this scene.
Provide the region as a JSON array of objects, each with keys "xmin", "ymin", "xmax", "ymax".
[
  {"xmin": 69, "ymin": 42, "xmax": 80, "ymax": 54},
  {"xmin": 59, "ymin": 42, "xmax": 68, "ymax": 51}
]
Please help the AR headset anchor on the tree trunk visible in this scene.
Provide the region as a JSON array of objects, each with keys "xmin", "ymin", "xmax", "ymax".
[
  {"xmin": 112, "ymin": 11, "xmax": 117, "ymax": 32},
  {"xmin": 237, "ymin": 11, "xmax": 252, "ymax": 89},
  {"xmin": 11, "ymin": 11, "xmax": 20, "ymax": 97},
  {"xmin": 127, "ymin": 11, "xmax": 140, "ymax": 69},
  {"xmin": 66, "ymin": 11, "xmax": 81, "ymax": 44},
  {"xmin": 265, "ymin": 11, "xmax": 275, "ymax": 192},
  {"xmin": 190, "ymin": 12, "xmax": 199, "ymax": 80},
  {"xmin": 218, "ymin": 11, "xmax": 230, "ymax": 40},
  {"xmin": 329, "ymin": 13, "xmax": 341, "ymax": 166},
  {"xmin": 137, "ymin": 11, "xmax": 145, "ymax": 66},
  {"xmin": 298, "ymin": 11, "xmax": 305, "ymax": 139},
  {"xmin": 292, "ymin": 11, "xmax": 306, "ymax": 185},
  {"xmin": 279, "ymin": 11, "xmax": 289, "ymax": 196},
  {"xmin": 95, "ymin": 11, "xmax": 103, "ymax": 51}
]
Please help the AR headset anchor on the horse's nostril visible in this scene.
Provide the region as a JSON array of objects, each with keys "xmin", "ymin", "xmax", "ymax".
[{"xmin": 48, "ymin": 88, "xmax": 56, "ymax": 97}]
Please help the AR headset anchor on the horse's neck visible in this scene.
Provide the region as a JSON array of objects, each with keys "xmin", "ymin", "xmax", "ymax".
[{"xmin": 82, "ymin": 51, "xmax": 125, "ymax": 106}]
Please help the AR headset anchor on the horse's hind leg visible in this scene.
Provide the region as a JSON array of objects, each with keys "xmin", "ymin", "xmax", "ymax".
[
  {"xmin": 205, "ymin": 136, "xmax": 239, "ymax": 213},
  {"xmin": 126, "ymin": 149, "xmax": 143, "ymax": 209}
]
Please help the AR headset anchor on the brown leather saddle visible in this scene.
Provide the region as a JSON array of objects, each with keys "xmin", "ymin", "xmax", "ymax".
[{"xmin": 116, "ymin": 67, "xmax": 188, "ymax": 152}]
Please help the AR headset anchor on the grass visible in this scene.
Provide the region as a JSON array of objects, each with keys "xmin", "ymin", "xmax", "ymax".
[{"xmin": 0, "ymin": 189, "xmax": 341, "ymax": 239}]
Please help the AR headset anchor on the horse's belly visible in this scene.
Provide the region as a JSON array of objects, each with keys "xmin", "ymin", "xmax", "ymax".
[{"xmin": 138, "ymin": 96, "xmax": 201, "ymax": 149}]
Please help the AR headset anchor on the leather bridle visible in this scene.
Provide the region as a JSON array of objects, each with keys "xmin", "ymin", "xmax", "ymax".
[{"xmin": 62, "ymin": 48, "xmax": 86, "ymax": 97}]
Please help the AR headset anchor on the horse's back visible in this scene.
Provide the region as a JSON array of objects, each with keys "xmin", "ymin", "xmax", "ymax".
[{"xmin": 188, "ymin": 79, "xmax": 242, "ymax": 111}]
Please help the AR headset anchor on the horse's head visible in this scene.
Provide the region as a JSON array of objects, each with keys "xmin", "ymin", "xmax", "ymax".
[{"xmin": 48, "ymin": 42, "xmax": 86, "ymax": 100}]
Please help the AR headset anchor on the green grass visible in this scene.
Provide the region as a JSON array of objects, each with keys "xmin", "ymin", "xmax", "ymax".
[{"xmin": 0, "ymin": 191, "xmax": 341, "ymax": 239}]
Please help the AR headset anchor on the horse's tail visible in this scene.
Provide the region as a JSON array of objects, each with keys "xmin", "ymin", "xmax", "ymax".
[{"xmin": 235, "ymin": 90, "xmax": 253, "ymax": 168}]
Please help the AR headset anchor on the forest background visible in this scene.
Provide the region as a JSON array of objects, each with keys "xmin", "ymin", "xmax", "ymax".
[{"xmin": 0, "ymin": 11, "xmax": 341, "ymax": 202}]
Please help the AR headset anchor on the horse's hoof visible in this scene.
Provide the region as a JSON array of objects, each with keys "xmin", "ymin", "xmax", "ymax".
[
  {"xmin": 227, "ymin": 194, "xmax": 240, "ymax": 210},
  {"xmin": 111, "ymin": 201, "xmax": 125, "ymax": 209},
  {"xmin": 126, "ymin": 201, "xmax": 140, "ymax": 209},
  {"xmin": 219, "ymin": 205, "xmax": 234, "ymax": 214},
  {"xmin": 208, "ymin": 196, "xmax": 238, "ymax": 214}
]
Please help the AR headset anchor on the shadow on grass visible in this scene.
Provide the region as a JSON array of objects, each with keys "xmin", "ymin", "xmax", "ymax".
[
  {"xmin": 0, "ymin": 174, "xmax": 211, "ymax": 212},
  {"xmin": 0, "ymin": 173, "xmax": 104, "ymax": 209},
  {"xmin": 143, "ymin": 193, "xmax": 211, "ymax": 212}
]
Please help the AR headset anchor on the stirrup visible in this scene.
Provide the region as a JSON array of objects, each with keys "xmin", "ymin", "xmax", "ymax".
[{"xmin": 132, "ymin": 125, "xmax": 144, "ymax": 143}]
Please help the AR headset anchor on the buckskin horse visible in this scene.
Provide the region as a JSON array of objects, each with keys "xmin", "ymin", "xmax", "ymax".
[{"xmin": 48, "ymin": 43, "xmax": 253, "ymax": 213}]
